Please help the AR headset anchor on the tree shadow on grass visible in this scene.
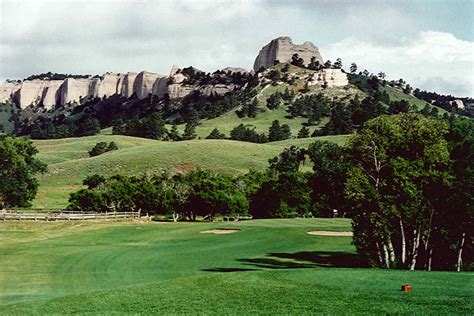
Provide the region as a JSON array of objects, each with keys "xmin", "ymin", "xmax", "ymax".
[{"xmin": 203, "ymin": 251, "xmax": 367, "ymax": 272}]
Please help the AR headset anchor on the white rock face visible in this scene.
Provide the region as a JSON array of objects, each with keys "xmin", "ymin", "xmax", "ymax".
[
  {"xmin": 0, "ymin": 82, "xmax": 21, "ymax": 104},
  {"xmin": 60, "ymin": 78, "xmax": 90, "ymax": 105},
  {"xmin": 167, "ymin": 84, "xmax": 195, "ymax": 99},
  {"xmin": 41, "ymin": 80, "xmax": 63, "ymax": 109},
  {"xmin": 200, "ymin": 84, "xmax": 236, "ymax": 96},
  {"xmin": 121, "ymin": 72, "xmax": 138, "ymax": 98},
  {"xmin": 450, "ymin": 99, "xmax": 465, "ymax": 109},
  {"xmin": 88, "ymin": 78, "xmax": 101, "ymax": 97},
  {"xmin": 97, "ymin": 73, "xmax": 122, "ymax": 98},
  {"xmin": 253, "ymin": 36, "xmax": 323, "ymax": 71},
  {"xmin": 18, "ymin": 80, "xmax": 47, "ymax": 109},
  {"xmin": 152, "ymin": 77, "xmax": 169, "ymax": 98},
  {"xmin": 309, "ymin": 69, "xmax": 348, "ymax": 87},
  {"xmin": 134, "ymin": 71, "xmax": 165, "ymax": 99}
]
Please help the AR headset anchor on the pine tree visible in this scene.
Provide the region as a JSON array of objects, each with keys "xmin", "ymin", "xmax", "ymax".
[
  {"xmin": 247, "ymin": 99, "xmax": 259, "ymax": 118},
  {"xmin": 206, "ymin": 128, "xmax": 226, "ymax": 139},
  {"xmin": 182, "ymin": 122, "xmax": 197, "ymax": 140},
  {"xmin": 169, "ymin": 123, "xmax": 181, "ymax": 141},
  {"xmin": 297, "ymin": 126, "xmax": 310, "ymax": 138}
]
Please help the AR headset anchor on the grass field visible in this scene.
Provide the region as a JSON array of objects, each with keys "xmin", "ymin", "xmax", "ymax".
[
  {"xmin": 0, "ymin": 218, "xmax": 471, "ymax": 314},
  {"xmin": 30, "ymin": 134, "xmax": 349, "ymax": 210}
]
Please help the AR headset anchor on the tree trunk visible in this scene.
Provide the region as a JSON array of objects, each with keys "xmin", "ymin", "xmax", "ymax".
[
  {"xmin": 376, "ymin": 242, "xmax": 384, "ymax": 267},
  {"xmin": 410, "ymin": 226, "xmax": 422, "ymax": 270},
  {"xmin": 427, "ymin": 247, "xmax": 433, "ymax": 271},
  {"xmin": 383, "ymin": 243, "xmax": 390, "ymax": 268},
  {"xmin": 457, "ymin": 232, "xmax": 466, "ymax": 272},
  {"xmin": 400, "ymin": 218, "xmax": 406, "ymax": 266},
  {"xmin": 172, "ymin": 212, "xmax": 179, "ymax": 222},
  {"xmin": 388, "ymin": 239, "xmax": 395, "ymax": 266}
]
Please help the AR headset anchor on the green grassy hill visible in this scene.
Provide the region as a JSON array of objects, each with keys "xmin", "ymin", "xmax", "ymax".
[
  {"xmin": 31, "ymin": 134, "xmax": 349, "ymax": 210},
  {"xmin": 0, "ymin": 219, "xmax": 471, "ymax": 314}
]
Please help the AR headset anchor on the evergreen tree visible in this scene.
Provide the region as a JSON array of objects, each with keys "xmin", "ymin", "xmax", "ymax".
[
  {"xmin": 206, "ymin": 128, "xmax": 226, "ymax": 139},
  {"xmin": 297, "ymin": 126, "xmax": 310, "ymax": 138},
  {"xmin": 169, "ymin": 123, "xmax": 181, "ymax": 141},
  {"xmin": 182, "ymin": 122, "xmax": 197, "ymax": 140}
]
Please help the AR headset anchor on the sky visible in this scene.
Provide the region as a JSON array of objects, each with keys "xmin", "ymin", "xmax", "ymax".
[{"xmin": 1, "ymin": 0, "xmax": 473, "ymax": 96}]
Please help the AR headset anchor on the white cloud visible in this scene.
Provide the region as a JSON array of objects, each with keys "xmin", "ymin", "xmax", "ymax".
[{"xmin": 323, "ymin": 31, "xmax": 474, "ymax": 96}]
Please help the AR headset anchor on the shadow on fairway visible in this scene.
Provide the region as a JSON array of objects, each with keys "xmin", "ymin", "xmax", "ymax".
[{"xmin": 203, "ymin": 251, "xmax": 367, "ymax": 272}]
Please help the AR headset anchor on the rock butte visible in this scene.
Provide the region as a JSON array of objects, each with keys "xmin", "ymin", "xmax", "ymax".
[
  {"xmin": 253, "ymin": 36, "xmax": 324, "ymax": 71},
  {"xmin": 0, "ymin": 36, "xmax": 347, "ymax": 109}
]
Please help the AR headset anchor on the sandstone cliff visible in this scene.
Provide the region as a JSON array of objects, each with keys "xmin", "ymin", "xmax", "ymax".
[
  {"xmin": 41, "ymin": 80, "xmax": 63, "ymax": 109},
  {"xmin": 253, "ymin": 36, "xmax": 323, "ymax": 71}
]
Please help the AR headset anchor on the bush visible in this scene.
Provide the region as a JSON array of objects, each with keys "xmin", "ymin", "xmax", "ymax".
[{"xmin": 89, "ymin": 141, "xmax": 118, "ymax": 157}]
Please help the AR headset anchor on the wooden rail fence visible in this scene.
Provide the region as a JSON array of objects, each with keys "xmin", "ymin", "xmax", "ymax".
[{"xmin": 0, "ymin": 210, "xmax": 141, "ymax": 221}]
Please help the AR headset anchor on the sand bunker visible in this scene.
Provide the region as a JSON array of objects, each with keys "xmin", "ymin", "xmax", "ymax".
[
  {"xmin": 307, "ymin": 230, "xmax": 353, "ymax": 236},
  {"xmin": 200, "ymin": 229, "xmax": 241, "ymax": 234}
]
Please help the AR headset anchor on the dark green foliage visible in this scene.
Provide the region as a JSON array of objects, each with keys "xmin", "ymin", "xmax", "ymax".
[
  {"xmin": 266, "ymin": 92, "xmax": 282, "ymax": 110},
  {"xmin": 345, "ymin": 113, "xmax": 470, "ymax": 270},
  {"xmin": 0, "ymin": 135, "xmax": 47, "ymax": 208},
  {"xmin": 113, "ymin": 113, "xmax": 168, "ymax": 140},
  {"xmin": 291, "ymin": 53, "xmax": 305, "ymax": 68},
  {"xmin": 307, "ymin": 141, "xmax": 349, "ymax": 217},
  {"xmin": 307, "ymin": 57, "xmax": 322, "ymax": 70},
  {"xmin": 388, "ymin": 100, "xmax": 412, "ymax": 114},
  {"xmin": 350, "ymin": 63, "xmax": 357, "ymax": 74},
  {"xmin": 182, "ymin": 122, "xmax": 197, "ymax": 140},
  {"xmin": 88, "ymin": 141, "xmax": 118, "ymax": 157},
  {"xmin": 236, "ymin": 98, "xmax": 259, "ymax": 118},
  {"xmin": 68, "ymin": 170, "xmax": 249, "ymax": 220},
  {"xmin": 250, "ymin": 150, "xmax": 311, "ymax": 218},
  {"xmin": 268, "ymin": 146, "xmax": 305, "ymax": 174},
  {"xmin": 317, "ymin": 103, "xmax": 353, "ymax": 135},
  {"xmin": 297, "ymin": 126, "xmax": 310, "ymax": 138},
  {"xmin": 333, "ymin": 58, "xmax": 342, "ymax": 69},
  {"xmin": 230, "ymin": 124, "xmax": 268, "ymax": 143},
  {"xmin": 25, "ymin": 72, "xmax": 91, "ymax": 81},
  {"xmin": 268, "ymin": 120, "xmax": 291, "ymax": 142},
  {"xmin": 288, "ymin": 93, "xmax": 331, "ymax": 124},
  {"xmin": 206, "ymin": 128, "xmax": 226, "ymax": 139},
  {"xmin": 168, "ymin": 124, "xmax": 181, "ymax": 141},
  {"xmin": 349, "ymin": 96, "xmax": 386, "ymax": 126}
]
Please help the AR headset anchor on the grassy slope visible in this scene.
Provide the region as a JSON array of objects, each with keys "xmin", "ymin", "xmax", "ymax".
[
  {"xmin": 32, "ymin": 134, "xmax": 349, "ymax": 210},
  {"xmin": 0, "ymin": 219, "xmax": 471, "ymax": 314}
]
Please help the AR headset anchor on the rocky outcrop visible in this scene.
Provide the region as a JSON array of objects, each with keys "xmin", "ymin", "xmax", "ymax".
[
  {"xmin": 120, "ymin": 72, "xmax": 137, "ymax": 98},
  {"xmin": 134, "ymin": 71, "xmax": 165, "ymax": 99},
  {"xmin": 97, "ymin": 73, "xmax": 123, "ymax": 98},
  {"xmin": 0, "ymin": 82, "xmax": 21, "ymax": 104},
  {"xmin": 17, "ymin": 80, "xmax": 47, "ymax": 109},
  {"xmin": 152, "ymin": 77, "xmax": 169, "ymax": 98},
  {"xmin": 167, "ymin": 84, "xmax": 195, "ymax": 99},
  {"xmin": 60, "ymin": 78, "xmax": 89, "ymax": 106},
  {"xmin": 41, "ymin": 80, "xmax": 63, "ymax": 109},
  {"xmin": 200, "ymin": 84, "xmax": 236, "ymax": 96},
  {"xmin": 253, "ymin": 36, "xmax": 323, "ymax": 71},
  {"xmin": 309, "ymin": 69, "xmax": 348, "ymax": 87}
]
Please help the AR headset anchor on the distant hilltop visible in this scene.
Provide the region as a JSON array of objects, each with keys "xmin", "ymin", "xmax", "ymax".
[
  {"xmin": 0, "ymin": 36, "xmax": 334, "ymax": 109},
  {"xmin": 253, "ymin": 36, "xmax": 323, "ymax": 71}
]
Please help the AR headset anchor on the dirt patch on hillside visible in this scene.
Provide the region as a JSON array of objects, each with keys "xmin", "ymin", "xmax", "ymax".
[
  {"xmin": 201, "ymin": 229, "xmax": 241, "ymax": 234},
  {"xmin": 307, "ymin": 230, "xmax": 353, "ymax": 236}
]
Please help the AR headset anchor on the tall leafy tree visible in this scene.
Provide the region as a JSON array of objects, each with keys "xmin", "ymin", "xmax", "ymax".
[
  {"xmin": 0, "ymin": 136, "xmax": 47, "ymax": 208},
  {"xmin": 345, "ymin": 113, "xmax": 451, "ymax": 269}
]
